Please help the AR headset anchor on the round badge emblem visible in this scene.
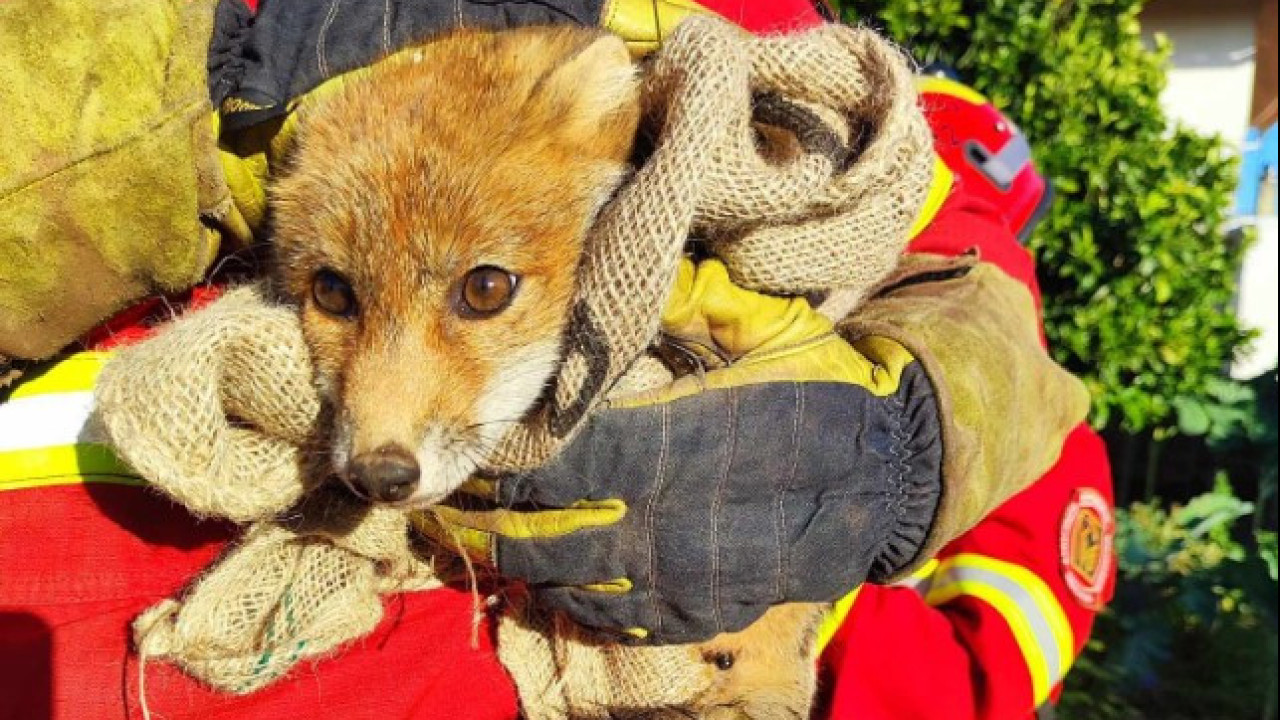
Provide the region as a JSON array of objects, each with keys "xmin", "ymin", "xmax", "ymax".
[{"xmin": 1059, "ymin": 488, "xmax": 1114, "ymax": 610}]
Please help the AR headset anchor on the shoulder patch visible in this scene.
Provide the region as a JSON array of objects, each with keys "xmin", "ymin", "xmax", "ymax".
[{"xmin": 1059, "ymin": 487, "xmax": 1114, "ymax": 610}]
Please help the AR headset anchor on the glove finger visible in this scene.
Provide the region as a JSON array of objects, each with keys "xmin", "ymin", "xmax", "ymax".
[
  {"xmin": 447, "ymin": 500, "xmax": 626, "ymax": 538},
  {"xmin": 416, "ymin": 500, "xmax": 627, "ymax": 564},
  {"xmin": 533, "ymin": 585, "xmax": 653, "ymax": 642},
  {"xmin": 411, "ymin": 510, "xmax": 495, "ymax": 565},
  {"xmin": 495, "ymin": 524, "xmax": 627, "ymax": 589},
  {"xmin": 504, "ymin": 378, "xmax": 819, "ymax": 507}
]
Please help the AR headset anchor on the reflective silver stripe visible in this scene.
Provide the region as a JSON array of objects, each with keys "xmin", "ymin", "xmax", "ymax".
[
  {"xmin": 965, "ymin": 133, "xmax": 1034, "ymax": 189},
  {"xmin": 928, "ymin": 562, "xmax": 1067, "ymax": 689},
  {"xmin": 892, "ymin": 572, "xmax": 934, "ymax": 597},
  {"xmin": 0, "ymin": 391, "xmax": 102, "ymax": 452},
  {"xmin": 890, "ymin": 558, "xmax": 940, "ymax": 596}
]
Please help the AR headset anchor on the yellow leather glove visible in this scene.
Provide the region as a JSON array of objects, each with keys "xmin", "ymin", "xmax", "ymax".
[{"xmin": 417, "ymin": 258, "xmax": 945, "ymax": 643}]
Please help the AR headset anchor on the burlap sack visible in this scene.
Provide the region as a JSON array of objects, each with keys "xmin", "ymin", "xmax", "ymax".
[
  {"xmin": 94, "ymin": 15, "xmax": 932, "ymax": 718},
  {"xmin": 498, "ymin": 602, "xmax": 828, "ymax": 719},
  {"xmin": 497, "ymin": 606, "xmax": 715, "ymax": 718},
  {"xmin": 134, "ymin": 512, "xmax": 438, "ymax": 696},
  {"xmin": 97, "ymin": 287, "xmax": 438, "ymax": 695}
]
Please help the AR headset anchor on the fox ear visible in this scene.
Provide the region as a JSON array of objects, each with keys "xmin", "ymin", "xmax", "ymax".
[{"xmin": 545, "ymin": 34, "xmax": 638, "ymax": 129}]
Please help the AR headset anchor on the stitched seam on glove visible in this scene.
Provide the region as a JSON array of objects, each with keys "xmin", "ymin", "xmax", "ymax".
[
  {"xmin": 643, "ymin": 403, "xmax": 672, "ymax": 639},
  {"xmin": 865, "ymin": 365, "xmax": 944, "ymax": 582},
  {"xmin": 709, "ymin": 385, "xmax": 738, "ymax": 634},
  {"xmin": 880, "ymin": 391, "xmax": 911, "ymax": 580},
  {"xmin": 775, "ymin": 382, "xmax": 804, "ymax": 603}
]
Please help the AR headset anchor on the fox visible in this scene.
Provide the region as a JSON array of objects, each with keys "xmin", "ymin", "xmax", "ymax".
[
  {"xmin": 271, "ymin": 27, "xmax": 640, "ymax": 506},
  {"xmin": 271, "ymin": 26, "xmax": 820, "ymax": 718}
]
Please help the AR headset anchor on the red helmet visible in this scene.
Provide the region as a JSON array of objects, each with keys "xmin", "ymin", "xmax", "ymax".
[{"xmin": 917, "ymin": 73, "xmax": 1052, "ymax": 240}]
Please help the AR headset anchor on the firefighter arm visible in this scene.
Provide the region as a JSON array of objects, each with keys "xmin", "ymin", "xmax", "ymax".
[
  {"xmin": 818, "ymin": 179, "xmax": 1112, "ymax": 718},
  {"xmin": 834, "ymin": 178, "xmax": 1091, "ymax": 571}
]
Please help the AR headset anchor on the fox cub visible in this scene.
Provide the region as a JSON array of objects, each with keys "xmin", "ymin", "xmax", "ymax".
[
  {"xmin": 272, "ymin": 27, "xmax": 640, "ymax": 506},
  {"xmin": 272, "ymin": 26, "xmax": 819, "ymax": 718}
]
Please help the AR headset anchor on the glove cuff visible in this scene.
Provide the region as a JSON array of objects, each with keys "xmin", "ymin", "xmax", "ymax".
[{"xmin": 864, "ymin": 361, "xmax": 944, "ymax": 583}]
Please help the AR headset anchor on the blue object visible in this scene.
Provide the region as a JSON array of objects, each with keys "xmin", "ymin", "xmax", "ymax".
[{"xmin": 1236, "ymin": 122, "xmax": 1278, "ymax": 217}]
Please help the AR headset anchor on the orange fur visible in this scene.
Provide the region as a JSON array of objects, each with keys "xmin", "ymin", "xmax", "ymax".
[
  {"xmin": 692, "ymin": 603, "xmax": 825, "ymax": 718},
  {"xmin": 272, "ymin": 27, "xmax": 640, "ymax": 505}
]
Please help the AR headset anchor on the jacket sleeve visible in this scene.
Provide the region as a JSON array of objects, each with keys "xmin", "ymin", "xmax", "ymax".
[{"xmin": 817, "ymin": 182, "xmax": 1117, "ymax": 719}]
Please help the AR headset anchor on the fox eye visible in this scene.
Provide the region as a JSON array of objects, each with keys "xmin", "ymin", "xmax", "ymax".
[
  {"xmin": 460, "ymin": 266, "xmax": 519, "ymax": 317},
  {"xmin": 312, "ymin": 268, "xmax": 358, "ymax": 318},
  {"xmin": 704, "ymin": 651, "xmax": 735, "ymax": 671}
]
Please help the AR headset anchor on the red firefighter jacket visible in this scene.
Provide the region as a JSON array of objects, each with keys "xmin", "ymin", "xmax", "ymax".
[{"xmin": 0, "ymin": 3, "xmax": 1114, "ymax": 719}]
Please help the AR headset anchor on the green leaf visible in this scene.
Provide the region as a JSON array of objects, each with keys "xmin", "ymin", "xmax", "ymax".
[
  {"xmin": 1173, "ymin": 396, "xmax": 1211, "ymax": 436},
  {"xmin": 1257, "ymin": 531, "xmax": 1278, "ymax": 582},
  {"xmin": 1175, "ymin": 474, "xmax": 1253, "ymax": 542}
]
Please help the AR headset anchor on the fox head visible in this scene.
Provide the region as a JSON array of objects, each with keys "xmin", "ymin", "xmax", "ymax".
[{"xmin": 272, "ymin": 27, "xmax": 640, "ymax": 505}]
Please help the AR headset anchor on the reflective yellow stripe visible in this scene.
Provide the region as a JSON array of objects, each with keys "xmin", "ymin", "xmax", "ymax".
[
  {"xmin": 891, "ymin": 557, "xmax": 941, "ymax": 594},
  {"xmin": 908, "ymin": 156, "xmax": 954, "ymax": 240},
  {"xmin": 0, "ymin": 444, "xmax": 138, "ymax": 489},
  {"xmin": 916, "ymin": 75, "xmax": 990, "ymax": 106},
  {"xmin": 815, "ymin": 558, "xmax": 942, "ymax": 654},
  {"xmin": 925, "ymin": 554, "xmax": 1074, "ymax": 705},
  {"xmin": 0, "ymin": 351, "xmax": 143, "ymax": 491},
  {"xmin": 3, "ymin": 352, "xmax": 110, "ymax": 400},
  {"xmin": 815, "ymin": 585, "xmax": 861, "ymax": 654},
  {"xmin": 1, "ymin": 471, "xmax": 143, "ymax": 492}
]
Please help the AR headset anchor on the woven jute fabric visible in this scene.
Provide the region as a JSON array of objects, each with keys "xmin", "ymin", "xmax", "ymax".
[
  {"xmin": 96, "ymin": 286, "xmax": 436, "ymax": 694},
  {"xmin": 94, "ymin": 15, "xmax": 931, "ymax": 716},
  {"xmin": 133, "ymin": 517, "xmax": 438, "ymax": 695},
  {"xmin": 95, "ymin": 285, "xmax": 321, "ymax": 523},
  {"xmin": 498, "ymin": 608, "xmax": 712, "ymax": 718}
]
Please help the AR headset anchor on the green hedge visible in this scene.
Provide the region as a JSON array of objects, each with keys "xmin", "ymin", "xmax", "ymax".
[{"xmin": 838, "ymin": 0, "xmax": 1252, "ymax": 434}]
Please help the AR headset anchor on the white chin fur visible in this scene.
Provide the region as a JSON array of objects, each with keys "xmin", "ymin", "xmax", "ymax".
[
  {"xmin": 404, "ymin": 339, "xmax": 562, "ymax": 506},
  {"xmin": 472, "ymin": 338, "xmax": 562, "ymax": 447}
]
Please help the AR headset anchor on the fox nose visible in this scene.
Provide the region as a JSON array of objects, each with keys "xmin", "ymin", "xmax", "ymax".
[{"xmin": 347, "ymin": 445, "xmax": 420, "ymax": 503}]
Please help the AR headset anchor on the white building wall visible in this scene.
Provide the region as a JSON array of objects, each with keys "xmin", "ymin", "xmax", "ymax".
[
  {"xmin": 1141, "ymin": 0, "xmax": 1277, "ymax": 380},
  {"xmin": 1141, "ymin": 2, "xmax": 1257, "ymax": 149},
  {"xmin": 1235, "ymin": 217, "xmax": 1279, "ymax": 379}
]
